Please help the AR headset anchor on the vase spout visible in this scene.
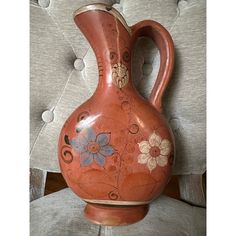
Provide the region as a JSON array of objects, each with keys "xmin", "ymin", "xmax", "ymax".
[{"xmin": 74, "ymin": 3, "xmax": 132, "ymax": 84}]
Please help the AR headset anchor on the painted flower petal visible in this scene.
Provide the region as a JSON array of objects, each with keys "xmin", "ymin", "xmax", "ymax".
[
  {"xmin": 99, "ymin": 145, "xmax": 114, "ymax": 157},
  {"xmin": 94, "ymin": 153, "xmax": 105, "ymax": 166},
  {"xmin": 160, "ymin": 139, "xmax": 171, "ymax": 155},
  {"xmin": 147, "ymin": 157, "xmax": 157, "ymax": 172},
  {"xmin": 138, "ymin": 141, "xmax": 151, "ymax": 154},
  {"xmin": 85, "ymin": 127, "xmax": 96, "ymax": 141},
  {"xmin": 156, "ymin": 155, "xmax": 168, "ymax": 167},
  {"xmin": 138, "ymin": 153, "xmax": 150, "ymax": 164},
  {"xmin": 80, "ymin": 152, "xmax": 93, "ymax": 166},
  {"xmin": 70, "ymin": 136, "xmax": 88, "ymax": 153},
  {"xmin": 149, "ymin": 132, "xmax": 162, "ymax": 147},
  {"xmin": 160, "ymin": 147, "xmax": 171, "ymax": 156},
  {"xmin": 96, "ymin": 133, "xmax": 110, "ymax": 146}
]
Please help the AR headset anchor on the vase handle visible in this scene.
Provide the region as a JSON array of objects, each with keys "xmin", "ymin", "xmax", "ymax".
[{"xmin": 131, "ymin": 20, "xmax": 174, "ymax": 113}]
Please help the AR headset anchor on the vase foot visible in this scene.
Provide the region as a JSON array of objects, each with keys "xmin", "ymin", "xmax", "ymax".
[{"xmin": 84, "ymin": 203, "xmax": 149, "ymax": 226}]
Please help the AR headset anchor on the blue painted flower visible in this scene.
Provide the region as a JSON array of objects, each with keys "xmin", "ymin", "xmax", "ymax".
[{"xmin": 70, "ymin": 127, "xmax": 114, "ymax": 167}]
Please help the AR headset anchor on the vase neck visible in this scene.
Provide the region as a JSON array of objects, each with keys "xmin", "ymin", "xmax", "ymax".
[{"xmin": 74, "ymin": 5, "xmax": 132, "ymax": 88}]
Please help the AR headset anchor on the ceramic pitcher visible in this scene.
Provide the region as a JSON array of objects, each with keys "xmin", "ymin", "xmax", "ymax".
[{"xmin": 58, "ymin": 3, "xmax": 175, "ymax": 226}]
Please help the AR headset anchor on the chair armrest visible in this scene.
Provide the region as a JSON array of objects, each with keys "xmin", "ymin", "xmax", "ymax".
[
  {"xmin": 30, "ymin": 168, "xmax": 47, "ymax": 202},
  {"xmin": 179, "ymin": 174, "xmax": 206, "ymax": 207}
]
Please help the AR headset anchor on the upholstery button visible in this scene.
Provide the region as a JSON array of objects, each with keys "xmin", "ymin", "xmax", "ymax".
[
  {"xmin": 142, "ymin": 64, "xmax": 153, "ymax": 76},
  {"xmin": 38, "ymin": 0, "xmax": 50, "ymax": 8},
  {"xmin": 42, "ymin": 110, "xmax": 54, "ymax": 123},
  {"xmin": 169, "ymin": 117, "xmax": 182, "ymax": 136},
  {"xmin": 74, "ymin": 58, "xmax": 85, "ymax": 71},
  {"xmin": 178, "ymin": 0, "xmax": 188, "ymax": 10}
]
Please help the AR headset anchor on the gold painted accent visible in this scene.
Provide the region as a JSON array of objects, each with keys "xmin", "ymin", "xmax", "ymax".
[
  {"xmin": 83, "ymin": 198, "xmax": 150, "ymax": 205},
  {"xmin": 112, "ymin": 63, "xmax": 129, "ymax": 88},
  {"xmin": 73, "ymin": 3, "xmax": 131, "ymax": 35}
]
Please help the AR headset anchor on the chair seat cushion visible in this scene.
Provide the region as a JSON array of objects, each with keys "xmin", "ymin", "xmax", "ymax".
[{"xmin": 30, "ymin": 188, "xmax": 206, "ymax": 236}]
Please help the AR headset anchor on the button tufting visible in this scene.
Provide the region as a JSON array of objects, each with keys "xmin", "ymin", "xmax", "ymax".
[
  {"xmin": 42, "ymin": 110, "xmax": 54, "ymax": 123},
  {"xmin": 177, "ymin": 0, "xmax": 188, "ymax": 10},
  {"xmin": 74, "ymin": 58, "xmax": 85, "ymax": 71},
  {"xmin": 38, "ymin": 0, "xmax": 50, "ymax": 8},
  {"xmin": 142, "ymin": 64, "xmax": 153, "ymax": 76},
  {"xmin": 169, "ymin": 117, "xmax": 183, "ymax": 137}
]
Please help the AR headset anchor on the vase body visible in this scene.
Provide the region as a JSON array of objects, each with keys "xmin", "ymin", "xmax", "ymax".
[{"xmin": 58, "ymin": 3, "xmax": 175, "ymax": 226}]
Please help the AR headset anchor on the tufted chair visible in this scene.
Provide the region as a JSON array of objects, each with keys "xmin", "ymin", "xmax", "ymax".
[{"xmin": 30, "ymin": 0, "xmax": 206, "ymax": 235}]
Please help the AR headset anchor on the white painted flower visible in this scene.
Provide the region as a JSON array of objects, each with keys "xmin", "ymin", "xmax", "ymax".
[{"xmin": 138, "ymin": 132, "xmax": 171, "ymax": 172}]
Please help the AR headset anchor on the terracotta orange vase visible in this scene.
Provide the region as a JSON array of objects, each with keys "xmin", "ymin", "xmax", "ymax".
[{"xmin": 58, "ymin": 3, "xmax": 175, "ymax": 226}]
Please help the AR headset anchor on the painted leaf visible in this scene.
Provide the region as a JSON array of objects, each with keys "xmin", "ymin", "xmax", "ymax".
[
  {"xmin": 78, "ymin": 169, "xmax": 116, "ymax": 198},
  {"xmin": 120, "ymin": 173, "xmax": 157, "ymax": 201}
]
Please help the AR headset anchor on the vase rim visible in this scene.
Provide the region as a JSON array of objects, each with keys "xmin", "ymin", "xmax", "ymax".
[{"xmin": 73, "ymin": 3, "xmax": 131, "ymax": 35}]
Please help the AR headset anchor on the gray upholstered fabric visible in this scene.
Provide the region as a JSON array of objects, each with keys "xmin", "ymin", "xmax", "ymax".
[
  {"xmin": 30, "ymin": 3, "xmax": 75, "ymax": 149},
  {"xmin": 30, "ymin": 188, "xmax": 100, "ymax": 236},
  {"xmin": 30, "ymin": 0, "xmax": 206, "ymax": 175},
  {"xmin": 30, "ymin": 188, "xmax": 206, "ymax": 236}
]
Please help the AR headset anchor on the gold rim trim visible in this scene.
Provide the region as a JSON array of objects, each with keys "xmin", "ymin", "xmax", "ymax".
[
  {"xmin": 73, "ymin": 3, "xmax": 131, "ymax": 35},
  {"xmin": 82, "ymin": 198, "xmax": 150, "ymax": 206}
]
